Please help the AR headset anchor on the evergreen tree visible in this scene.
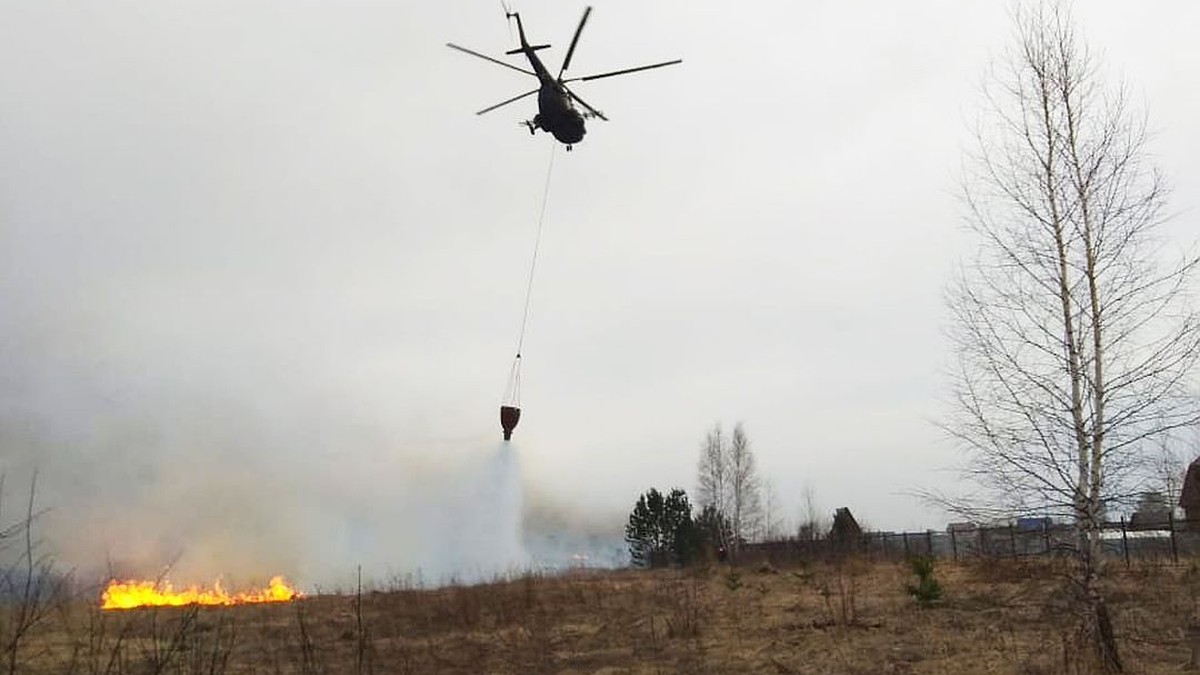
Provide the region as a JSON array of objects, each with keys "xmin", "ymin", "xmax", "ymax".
[
  {"xmin": 625, "ymin": 487, "xmax": 699, "ymax": 567},
  {"xmin": 694, "ymin": 503, "xmax": 732, "ymax": 559}
]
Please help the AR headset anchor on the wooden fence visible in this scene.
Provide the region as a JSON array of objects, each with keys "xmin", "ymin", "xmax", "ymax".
[{"xmin": 738, "ymin": 514, "xmax": 1199, "ymax": 568}]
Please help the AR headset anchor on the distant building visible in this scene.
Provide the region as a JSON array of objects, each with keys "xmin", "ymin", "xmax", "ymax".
[
  {"xmin": 828, "ymin": 507, "xmax": 863, "ymax": 552},
  {"xmin": 1130, "ymin": 491, "xmax": 1171, "ymax": 530},
  {"xmin": 1180, "ymin": 458, "xmax": 1200, "ymax": 529},
  {"xmin": 1016, "ymin": 517, "xmax": 1052, "ymax": 532}
]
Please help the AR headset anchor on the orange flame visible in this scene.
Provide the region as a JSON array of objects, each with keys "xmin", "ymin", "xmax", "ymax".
[{"xmin": 101, "ymin": 575, "xmax": 301, "ymax": 610}]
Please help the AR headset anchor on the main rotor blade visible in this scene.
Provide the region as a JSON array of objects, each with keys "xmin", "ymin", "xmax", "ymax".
[
  {"xmin": 557, "ymin": 5, "xmax": 592, "ymax": 79},
  {"xmin": 564, "ymin": 87, "xmax": 607, "ymax": 121},
  {"xmin": 476, "ymin": 88, "xmax": 539, "ymax": 115},
  {"xmin": 564, "ymin": 59, "xmax": 682, "ymax": 83},
  {"xmin": 447, "ymin": 43, "xmax": 535, "ymax": 77}
]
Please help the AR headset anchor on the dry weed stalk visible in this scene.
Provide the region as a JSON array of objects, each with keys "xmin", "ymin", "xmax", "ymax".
[
  {"xmin": 814, "ymin": 558, "xmax": 862, "ymax": 627},
  {"xmin": 1, "ymin": 472, "xmax": 68, "ymax": 675}
]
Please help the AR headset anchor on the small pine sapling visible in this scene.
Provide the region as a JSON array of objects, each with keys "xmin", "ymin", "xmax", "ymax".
[{"xmin": 904, "ymin": 556, "xmax": 943, "ymax": 607}]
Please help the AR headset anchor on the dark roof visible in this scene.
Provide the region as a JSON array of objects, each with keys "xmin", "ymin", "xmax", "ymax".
[
  {"xmin": 829, "ymin": 507, "xmax": 863, "ymax": 540},
  {"xmin": 1179, "ymin": 458, "xmax": 1200, "ymax": 508}
]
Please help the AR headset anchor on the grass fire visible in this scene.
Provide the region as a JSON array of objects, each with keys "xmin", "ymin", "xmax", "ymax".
[{"xmin": 101, "ymin": 575, "xmax": 301, "ymax": 610}]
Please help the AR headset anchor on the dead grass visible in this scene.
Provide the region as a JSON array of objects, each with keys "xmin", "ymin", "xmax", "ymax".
[{"xmin": 6, "ymin": 559, "xmax": 1200, "ymax": 674}]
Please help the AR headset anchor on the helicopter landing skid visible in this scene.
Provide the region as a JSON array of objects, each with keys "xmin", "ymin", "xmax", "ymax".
[{"xmin": 524, "ymin": 120, "xmax": 536, "ymax": 135}]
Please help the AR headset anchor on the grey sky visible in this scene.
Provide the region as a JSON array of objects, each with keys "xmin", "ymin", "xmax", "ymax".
[{"xmin": 1, "ymin": 1, "xmax": 1197, "ymax": 583}]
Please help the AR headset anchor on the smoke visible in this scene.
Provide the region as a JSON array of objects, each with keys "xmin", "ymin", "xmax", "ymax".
[
  {"xmin": 0, "ymin": 195, "xmax": 618, "ymax": 588},
  {"xmin": 0, "ymin": 331, "xmax": 625, "ymax": 590},
  {"xmin": 0, "ymin": 391, "xmax": 609, "ymax": 589}
]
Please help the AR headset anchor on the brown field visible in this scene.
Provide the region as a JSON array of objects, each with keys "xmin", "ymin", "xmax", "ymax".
[{"xmin": 8, "ymin": 558, "xmax": 1200, "ymax": 674}]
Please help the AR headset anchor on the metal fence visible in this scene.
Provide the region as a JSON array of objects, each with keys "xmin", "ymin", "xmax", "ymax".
[{"xmin": 739, "ymin": 515, "xmax": 1200, "ymax": 567}]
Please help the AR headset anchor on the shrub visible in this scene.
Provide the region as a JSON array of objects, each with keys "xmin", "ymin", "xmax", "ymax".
[{"xmin": 905, "ymin": 556, "xmax": 943, "ymax": 607}]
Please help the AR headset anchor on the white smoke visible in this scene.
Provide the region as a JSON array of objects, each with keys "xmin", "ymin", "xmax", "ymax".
[{"xmin": 1, "ymin": 383, "xmax": 632, "ymax": 592}]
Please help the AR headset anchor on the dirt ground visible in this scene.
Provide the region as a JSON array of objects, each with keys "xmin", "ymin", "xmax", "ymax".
[{"xmin": 9, "ymin": 557, "xmax": 1200, "ymax": 674}]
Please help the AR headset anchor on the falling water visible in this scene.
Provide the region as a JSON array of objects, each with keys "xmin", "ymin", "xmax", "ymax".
[{"xmin": 436, "ymin": 442, "xmax": 527, "ymax": 582}]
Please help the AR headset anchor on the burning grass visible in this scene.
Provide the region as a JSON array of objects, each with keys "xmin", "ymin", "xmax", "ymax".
[
  {"xmin": 100, "ymin": 575, "xmax": 301, "ymax": 610},
  {"xmin": 6, "ymin": 559, "xmax": 1200, "ymax": 673}
]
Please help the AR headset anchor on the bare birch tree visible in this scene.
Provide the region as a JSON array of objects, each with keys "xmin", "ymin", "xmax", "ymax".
[
  {"xmin": 696, "ymin": 422, "xmax": 764, "ymax": 550},
  {"xmin": 761, "ymin": 479, "xmax": 783, "ymax": 541},
  {"xmin": 728, "ymin": 422, "xmax": 762, "ymax": 547},
  {"xmin": 695, "ymin": 423, "xmax": 729, "ymax": 516},
  {"xmin": 945, "ymin": 4, "xmax": 1200, "ymax": 670},
  {"xmin": 797, "ymin": 483, "xmax": 825, "ymax": 541}
]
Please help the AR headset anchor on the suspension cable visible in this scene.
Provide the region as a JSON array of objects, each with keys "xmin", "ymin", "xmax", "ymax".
[
  {"xmin": 515, "ymin": 142, "xmax": 557, "ymax": 358},
  {"xmin": 503, "ymin": 142, "xmax": 556, "ymax": 405}
]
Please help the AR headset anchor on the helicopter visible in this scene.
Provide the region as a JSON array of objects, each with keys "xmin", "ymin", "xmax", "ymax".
[{"xmin": 447, "ymin": 7, "xmax": 682, "ymax": 150}]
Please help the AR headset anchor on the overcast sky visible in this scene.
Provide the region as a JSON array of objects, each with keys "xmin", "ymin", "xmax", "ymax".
[{"xmin": 1, "ymin": 1, "xmax": 1198, "ymax": 583}]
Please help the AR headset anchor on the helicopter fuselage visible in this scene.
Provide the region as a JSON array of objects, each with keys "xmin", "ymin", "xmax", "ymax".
[
  {"xmin": 533, "ymin": 82, "xmax": 586, "ymax": 145},
  {"xmin": 508, "ymin": 14, "xmax": 587, "ymax": 147}
]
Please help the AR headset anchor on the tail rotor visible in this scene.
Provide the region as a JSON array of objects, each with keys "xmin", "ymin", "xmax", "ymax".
[{"xmin": 501, "ymin": 0, "xmax": 515, "ymax": 41}]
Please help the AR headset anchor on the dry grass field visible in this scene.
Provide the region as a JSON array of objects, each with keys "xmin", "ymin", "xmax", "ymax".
[{"xmin": 8, "ymin": 557, "xmax": 1200, "ymax": 674}]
